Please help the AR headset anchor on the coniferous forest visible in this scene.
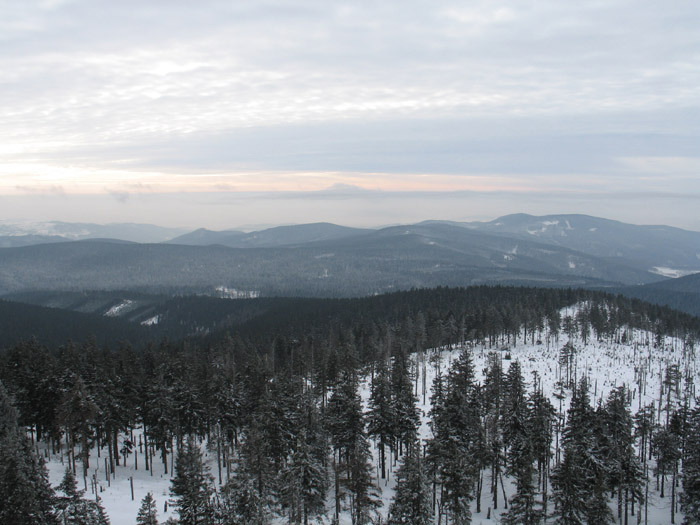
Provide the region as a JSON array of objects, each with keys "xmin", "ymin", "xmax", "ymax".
[{"xmin": 1, "ymin": 286, "xmax": 700, "ymax": 524}]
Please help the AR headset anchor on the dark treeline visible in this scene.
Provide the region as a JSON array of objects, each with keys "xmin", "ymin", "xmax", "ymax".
[
  {"xmin": 1, "ymin": 286, "xmax": 700, "ymax": 524},
  {"xmin": 0, "ymin": 299, "xmax": 153, "ymax": 349},
  {"xmin": 4, "ymin": 285, "xmax": 700, "ymax": 352}
]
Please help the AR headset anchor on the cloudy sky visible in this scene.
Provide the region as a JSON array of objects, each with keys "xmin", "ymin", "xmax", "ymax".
[{"xmin": 1, "ymin": 0, "xmax": 699, "ymax": 230}]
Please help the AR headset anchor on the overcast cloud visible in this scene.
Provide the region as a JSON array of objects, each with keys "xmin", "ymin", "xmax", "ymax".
[{"xmin": 1, "ymin": 0, "xmax": 699, "ymax": 229}]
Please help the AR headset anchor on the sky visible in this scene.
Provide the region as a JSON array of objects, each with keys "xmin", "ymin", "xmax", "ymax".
[{"xmin": 1, "ymin": 0, "xmax": 699, "ymax": 230}]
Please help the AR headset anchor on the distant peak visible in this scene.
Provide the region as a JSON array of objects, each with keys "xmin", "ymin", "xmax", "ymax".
[{"xmin": 322, "ymin": 183, "xmax": 371, "ymax": 193}]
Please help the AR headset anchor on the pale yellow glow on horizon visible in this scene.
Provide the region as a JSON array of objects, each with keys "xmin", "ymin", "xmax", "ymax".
[{"xmin": 0, "ymin": 162, "xmax": 552, "ymax": 196}]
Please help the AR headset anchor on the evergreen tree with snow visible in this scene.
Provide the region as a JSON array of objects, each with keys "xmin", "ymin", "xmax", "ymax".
[
  {"xmin": 326, "ymin": 370, "xmax": 364, "ymax": 457},
  {"xmin": 482, "ymin": 352, "xmax": 506, "ymax": 511},
  {"xmin": 584, "ymin": 470, "xmax": 614, "ymax": 525},
  {"xmin": 527, "ymin": 387, "xmax": 555, "ymax": 492},
  {"xmin": 239, "ymin": 385, "xmax": 287, "ymax": 517},
  {"xmin": 634, "ymin": 403, "xmax": 655, "ymax": 464},
  {"xmin": 501, "ymin": 459, "xmax": 543, "ymax": 525},
  {"xmin": 55, "ymin": 467, "xmax": 110, "ymax": 525},
  {"xmin": 170, "ymin": 439, "xmax": 214, "ymax": 525},
  {"xmin": 0, "ymin": 382, "xmax": 58, "ymax": 524},
  {"xmin": 136, "ymin": 492, "xmax": 158, "ymax": 525},
  {"xmin": 57, "ymin": 376, "xmax": 99, "ymax": 477},
  {"xmin": 387, "ymin": 442, "xmax": 432, "ymax": 525},
  {"xmin": 390, "ymin": 349, "xmax": 420, "ymax": 454},
  {"xmin": 502, "ymin": 388, "xmax": 545, "ymax": 525},
  {"xmin": 278, "ymin": 429, "xmax": 328, "ymax": 525},
  {"xmin": 345, "ymin": 435, "xmax": 381, "ymax": 525},
  {"xmin": 681, "ymin": 405, "xmax": 700, "ymax": 524},
  {"xmin": 602, "ymin": 386, "xmax": 643, "ymax": 523},
  {"xmin": 550, "ymin": 452, "xmax": 587, "ymax": 525},
  {"xmin": 326, "ymin": 369, "xmax": 381, "ymax": 524},
  {"xmin": 427, "ymin": 347, "xmax": 482, "ymax": 524},
  {"xmin": 503, "ymin": 360, "xmax": 527, "ymax": 451},
  {"xmin": 366, "ymin": 356, "xmax": 395, "ymax": 480},
  {"xmin": 219, "ymin": 470, "xmax": 266, "ymax": 525},
  {"xmin": 550, "ymin": 379, "xmax": 604, "ymax": 525},
  {"xmin": 654, "ymin": 426, "xmax": 681, "ymax": 499}
]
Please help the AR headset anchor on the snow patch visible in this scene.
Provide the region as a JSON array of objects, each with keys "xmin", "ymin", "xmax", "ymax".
[
  {"xmin": 140, "ymin": 315, "xmax": 159, "ymax": 326},
  {"xmin": 589, "ymin": 227, "xmax": 597, "ymax": 232},
  {"xmin": 565, "ymin": 220, "xmax": 573, "ymax": 230},
  {"xmin": 214, "ymin": 286, "xmax": 260, "ymax": 299},
  {"xmin": 542, "ymin": 220, "xmax": 559, "ymax": 226},
  {"xmin": 104, "ymin": 300, "xmax": 134, "ymax": 317},
  {"xmin": 650, "ymin": 267, "xmax": 700, "ymax": 279},
  {"xmin": 568, "ymin": 260, "xmax": 576, "ymax": 269}
]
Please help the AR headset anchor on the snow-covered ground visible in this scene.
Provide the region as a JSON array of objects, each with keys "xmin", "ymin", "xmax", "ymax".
[
  {"xmin": 43, "ymin": 308, "xmax": 698, "ymax": 524},
  {"xmin": 214, "ymin": 286, "xmax": 260, "ymax": 299},
  {"xmin": 650, "ymin": 266, "xmax": 700, "ymax": 278},
  {"xmin": 140, "ymin": 315, "xmax": 160, "ymax": 326},
  {"xmin": 104, "ymin": 300, "xmax": 135, "ymax": 317}
]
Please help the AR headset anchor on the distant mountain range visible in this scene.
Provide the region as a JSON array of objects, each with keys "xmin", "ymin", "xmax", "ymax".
[
  {"xmin": 459, "ymin": 214, "xmax": 700, "ymax": 277},
  {"xmin": 0, "ymin": 220, "xmax": 186, "ymax": 245},
  {"xmin": 166, "ymin": 222, "xmax": 370, "ymax": 248},
  {"xmin": 1, "ymin": 214, "xmax": 699, "ymax": 312}
]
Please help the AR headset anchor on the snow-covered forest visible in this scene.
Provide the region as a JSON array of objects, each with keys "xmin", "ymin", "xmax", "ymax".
[{"xmin": 2, "ymin": 287, "xmax": 700, "ymax": 524}]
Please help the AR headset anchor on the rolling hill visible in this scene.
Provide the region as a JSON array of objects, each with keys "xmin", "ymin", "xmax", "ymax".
[
  {"xmin": 460, "ymin": 213, "xmax": 700, "ymax": 276},
  {"xmin": 0, "ymin": 223, "xmax": 661, "ymax": 298},
  {"xmin": 167, "ymin": 222, "xmax": 371, "ymax": 247}
]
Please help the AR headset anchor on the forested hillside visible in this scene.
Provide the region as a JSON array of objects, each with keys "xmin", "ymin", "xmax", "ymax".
[
  {"xmin": 0, "ymin": 299, "xmax": 152, "ymax": 348},
  {"xmin": 1, "ymin": 286, "xmax": 699, "ymax": 523},
  {"xmin": 3, "ymin": 286, "xmax": 699, "ymax": 352},
  {"xmin": 0, "ymin": 222, "xmax": 665, "ymax": 299},
  {"xmin": 615, "ymin": 273, "xmax": 700, "ymax": 318}
]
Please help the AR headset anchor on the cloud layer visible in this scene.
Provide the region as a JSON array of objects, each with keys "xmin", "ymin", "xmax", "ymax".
[{"xmin": 1, "ymin": 1, "xmax": 699, "ymax": 228}]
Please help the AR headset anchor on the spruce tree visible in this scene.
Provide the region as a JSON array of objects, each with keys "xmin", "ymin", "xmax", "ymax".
[
  {"xmin": 681, "ymin": 405, "xmax": 700, "ymax": 524},
  {"xmin": 602, "ymin": 386, "xmax": 643, "ymax": 523},
  {"xmin": 550, "ymin": 452, "xmax": 587, "ymax": 525},
  {"xmin": 527, "ymin": 388, "xmax": 555, "ymax": 483},
  {"xmin": 136, "ymin": 492, "xmax": 159, "ymax": 525},
  {"xmin": 551, "ymin": 379, "xmax": 599, "ymax": 524},
  {"xmin": 326, "ymin": 369, "xmax": 381, "ymax": 524},
  {"xmin": 427, "ymin": 347, "xmax": 482, "ymax": 524},
  {"xmin": 57, "ymin": 376, "xmax": 98, "ymax": 477},
  {"xmin": 170, "ymin": 439, "xmax": 214, "ymax": 525},
  {"xmin": 501, "ymin": 460, "xmax": 543, "ymax": 525},
  {"xmin": 654, "ymin": 426, "xmax": 681, "ymax": 499},
  {"xmin": 482, "ymin": 352, "xmax": 505, "ymax": 511},
  {"xmin": 503, "ymin": 360, "xmax": 527, "ymax": 451},
  {"xmin": 387, "ymin": 443, "xmax": 432, "ymax": 525},
  {"xmin": 219, "ymin": 470, "xmax": 265, "ymax": 525},
  {"xmin": 55, "ymin": 467, "xmax": 110, "ymax": 525},
  {"xmin": 278, "ymin": 429, "xmax": 328, "ymax": 525},
  {"xmin": 390, "ymin": 350, "xmax": 420, "ymax": 454},
  {"xmin": 366, "ymin": 357, "xmax": 395, "ymax": 480},
  {"xmin": 345, "ymin": 436, "xmax": 382, "ymax": 525},
  {"xmin": 0, "ymin": 382, "xmax": 58, "ymax": 524}
]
